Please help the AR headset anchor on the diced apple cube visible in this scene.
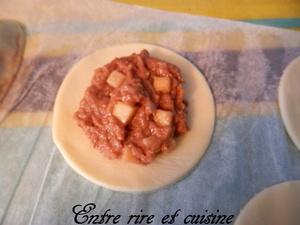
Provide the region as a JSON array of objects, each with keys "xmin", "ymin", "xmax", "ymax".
[
  {"xmin": 153, "ymin": 76, "xmax": 171, "ymax": 92},
  {"xmin": 122, "ymin": 146, "xmax": 139, "ymax": 163},
  {"xmin": 154, "ymin": 109, "xmax": 173, "ymax": 126},
  {"xmin": 113, "ymin": 101, "xmax": 135, "ymax": 124},
  {"xmin": 106, "ymin": 70, "xmax": 125, "ymax": 88},
  {"xmin": 142, "ymin": 136, "xmax": 161, "ymax": 153}
]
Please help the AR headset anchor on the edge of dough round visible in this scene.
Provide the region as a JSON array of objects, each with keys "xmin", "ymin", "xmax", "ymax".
[
  {"xmin": 278, "ymin": 56, "xmax": 300, "ymax": 151},
  {"xmin": 234, "ymin": 181, "xmax": 300, "ymax": 225}
]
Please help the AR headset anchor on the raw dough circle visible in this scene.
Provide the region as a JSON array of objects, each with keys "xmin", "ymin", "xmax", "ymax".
[
  {"xmin": 234, "ymin": 181, "xmax": 300, "ymax": 225},
  {"xmin": 279, "ymin": 56, "xmax": 300, "ymax": 151},
  {"xmin": 52, "ymin": 43, "xmax": 215, "ymax": 192}
]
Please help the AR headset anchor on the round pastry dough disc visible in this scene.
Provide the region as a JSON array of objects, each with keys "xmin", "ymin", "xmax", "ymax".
[
  {"xmin": 279, "ymin": 56, "xmax": 300, "ymax": 151},
  {"xmin": 234, "ymin": 181, "xmax": 300, "ymax": 225},
  {"xmin": 52, "ymin": 43, "xmax": 215, "ymax": 192}
]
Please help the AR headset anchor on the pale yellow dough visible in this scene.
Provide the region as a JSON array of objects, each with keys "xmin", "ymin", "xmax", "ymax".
[
  {"xmin": 234, "ymin": 181, "xmax": 300, "ymax": 225},
  {"xmin": 279, "ymin": 56, "xmax": 300, "ymax": 151},
  {"xmin": 52, "ymin": 43, "xmax": 215, "ymax": 192}
]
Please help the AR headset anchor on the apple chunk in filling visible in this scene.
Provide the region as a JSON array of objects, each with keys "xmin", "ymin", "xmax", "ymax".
[
  {"xmin": 153, "ymin": 76, "xmax": 171, "ymax": 93},
  {"xmin": 106, "ymin": 70, "xmax": 125, "ymax": 88},
  {"xmin": 154, "ymin": 109, "xmax": 173, "ymax": 126},
  {"xmin": 113, "ymin": 101, "xmax": 136, "ymax": 124}
]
